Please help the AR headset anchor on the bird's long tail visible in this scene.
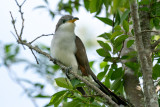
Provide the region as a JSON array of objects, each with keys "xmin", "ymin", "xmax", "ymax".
[{"xmin": 89, "ymin": 70, "xmax": 128, "ymax": 106}]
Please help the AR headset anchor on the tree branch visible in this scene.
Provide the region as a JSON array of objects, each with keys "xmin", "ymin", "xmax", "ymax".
[
  {"xmin": 151, "ymin": 39, "xmax": 160, "ymax": 49},
  {"xmin": 130, "ymin": 0, "xmax": 158, "ymax": 107},
  {"xmin": 29, "ymin": 34, "xmax": 54, "ymax": 44},
  {"xmin": 9, "ymin": 0, "xmax": 120, "ymax": 106},
  {"xmin": 141, "ymin": 30, "xmax": 160, "ymax": 35}
]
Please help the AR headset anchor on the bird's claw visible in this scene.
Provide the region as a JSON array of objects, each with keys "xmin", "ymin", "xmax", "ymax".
[{"xmin": 65, "ymin": 67, "xmax": 72, "ymax": 77}]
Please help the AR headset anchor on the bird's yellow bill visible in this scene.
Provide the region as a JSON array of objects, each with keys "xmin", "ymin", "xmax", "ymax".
[{"xmin": 68, "ymin": 18, "xmax": 79, "ymax": 23}]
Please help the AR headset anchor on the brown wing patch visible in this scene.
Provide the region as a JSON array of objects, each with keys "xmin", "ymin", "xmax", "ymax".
[
  {"xmin": 75, "ymin": 36, "xmax": 90, "ymax": 76},
  {"xmin": 79, "ymin": 65, "xmax": 88, "ymax": 76}
]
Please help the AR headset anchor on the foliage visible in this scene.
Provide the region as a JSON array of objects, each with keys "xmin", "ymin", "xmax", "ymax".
[{"xmin": 3, "ymin": 0, "xmax": 160, "ymax": 106}]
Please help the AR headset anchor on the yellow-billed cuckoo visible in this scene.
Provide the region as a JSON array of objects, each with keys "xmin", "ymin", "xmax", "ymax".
[{"xmin": 51, "ymin": 15, "xmax": 127, "ymax": 106}]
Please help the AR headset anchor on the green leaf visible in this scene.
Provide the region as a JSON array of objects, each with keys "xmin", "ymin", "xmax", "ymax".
[
  {"xmin": 96, "ymin": 48, "xmax": 106, "ymax": 57},
  {"xmin": 111, "ymin": 31, "xmax": 123, "ymax": 40},
  {"xmin": 55, "ymin": 77, "xmax": 73, "ymax": 89},
  {"xmin": 107, "ymin": 69, "xmax": 113, "ymax": 79},
  {"xmin": 115, "ymin": 11, "xmax": 121, "ymax": 26},
  {"xmin": 114, "ymin": 25, "xmax": 122, "ymax": 31},
  {"xmin": 127, "ymin": 40, "xmax": 134, "ymax": 48},
  {"xmin": 153, "ymin": 17, "xmax": 160, "ymax": 29},
  {"xmin": 98, "ymin": 33, "xmax": 112, "ymax": 40},
  {"xmin": 123, "ymin": 20, "xmax": 129, "ymax": 32},
  {"xmin": 83, "ymin": 0, "xmax": 90, "ymax": 11},
  {"xmin": 110, "ymin": 77, "xmax": 121, "ymax": 91},
  {"xmin": 111, "ymin": 67, "xmax": 123, "ymax": 80},
  {"xmin": 139, "ymin": 0, "xmax": 150, "ymax": 5},
  {"xmin": 89, "ymin": 0, "xmax": 98, "ymax": 13},
  {"xmin": 97, "ymin": 65, "xmax": 109, "ymax": 81},
  {"xmin": 89, "ymin": 61, "xmax": 95, "ymax": 68},
  {"xmin": 49, "ymin": 10, "xmax": 55, "ymax": 19},
  {"xmin": 114, "ymin": 35, "xmax": 128, "ymax": 53},
  {"xmin": 97, "ymin": 40, "xmax": 111, "ymax": 51},
  {"xmin": 113, "ymin": 0, "xmax": 121, "ymax": 12},
  {"xmin": 125, "ymin": 62, "xmax": 140, "ymax": 72},
  {"xmin": 63, "ymin": 99, "xmax": 82, "ymax": 107},
  {"xmin": 153, "ymin": 64, "xmax": 160, "ymax": 80},
  {"xmin": 47, "ymin": 90, "xmax": 68, "ymax": 107},
  {"xmin": 15, "ymin": 46, "xmax": 20, "ymax": 54},
  {"xmin": 100, "ymin": 61, "xmax": 108, "ymax": 69},
  {"xmin": 70, "ymin": 79, "xmax": 81, "ymax": 87},
  {"xmin": 114, "ymin": 35, "xmax": 128, "ymax": 47},
  {"xmin": 121, "ymin": 9, "xmax": 130, "ymax": 23},
  {"xmin": 151, "ymin": 2, "xmax": 160, "ymax": 16},
  {"xmin": 96, "ymin": 48, "xmax": 111, "ymax": 57},
  {"xmin": 96, "ymin": 17, "xmax": 113, "ymax": 26},
  {"xmin": 139, "ymin": 7, "xmax": 150, "ymax": 11},
  {"xmin": 4, "ymin": 44, "xmax": 12, "ymax": 54},
  {"xmin": 104, "ymin": 75, "xmax": 110, "ymax": 88}
]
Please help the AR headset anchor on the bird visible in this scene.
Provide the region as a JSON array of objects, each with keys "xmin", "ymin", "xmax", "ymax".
[{"xmin": 50, "ymin": 15, "xmax": 128, "ymax": 106}]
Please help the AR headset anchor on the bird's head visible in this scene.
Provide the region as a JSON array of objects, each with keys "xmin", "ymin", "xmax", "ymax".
[{"xmin": 55, "ymin": 15, "xmax": 79, "ymax": 32}]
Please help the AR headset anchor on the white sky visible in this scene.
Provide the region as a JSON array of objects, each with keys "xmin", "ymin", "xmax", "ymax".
[{"xmin": 0, "ymin": 0, "xmax": 111, "ymax": 107}]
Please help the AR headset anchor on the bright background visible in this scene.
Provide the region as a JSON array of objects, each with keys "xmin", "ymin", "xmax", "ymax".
[{"xmin": 0, "ymin": 0, "xmax": 111, "ymax": 107}]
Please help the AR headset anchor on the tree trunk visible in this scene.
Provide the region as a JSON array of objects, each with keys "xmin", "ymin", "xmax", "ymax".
[{"xmin": 130, "ymin": 0, "xmax": 158, "ymax": 107}]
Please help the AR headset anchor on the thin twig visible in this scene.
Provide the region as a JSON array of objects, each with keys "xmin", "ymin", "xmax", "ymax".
[
  {"xmin": 141, "ymin": 30, "xmax": 160, "ymax": 35},
  {"xmin": 10, "ymin": 12, "xmax": 26, "ymax": 49},
  {"xmin": 10, "ymin": 0, "xmax": 122, "ymax": 106},
  {"xmin": 21, "ymin": 0, "xmax": 27, "ymax": 6},
  {"xmin": 153, "ymin": 48, "xmax": 160, "ymax": 53},
  {"xmin": 151, "ymin": 39, "xmax": 160, "ymax": 49},
  {"xmin": 14, "ymin": 0, "xmax": 26, "ymax": 38},
  {"xmin": 10, "ymin": 31, "xmax": 18, "ymax": 40},
  {"xmin": 29, "ymin": 34, "xmax": 54, "ymax": 44},
  {"xmin": 30, "ymin": 49, "xmax": 39, "ymax": 64},
  {"xmin": 10, "ymin": 12, "xmax": 19, "ymax": 38}
]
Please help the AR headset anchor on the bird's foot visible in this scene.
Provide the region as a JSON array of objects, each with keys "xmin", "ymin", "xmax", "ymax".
[{"xmin": 65, "ymin": 67, "xmax": 72, "ymax": 78}]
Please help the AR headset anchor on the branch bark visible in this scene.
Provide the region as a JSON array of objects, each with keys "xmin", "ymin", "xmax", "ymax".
[
  {"xmin": 130, "ymin": 0, "xmax": 158, "ymax": 107},
  {"xmin": 10, "ymin": 1, "xmax": 120, "ymax": 106},
  {"xmin": 16, "ymin": 38, "xmax": 119, "ymax": 107}
]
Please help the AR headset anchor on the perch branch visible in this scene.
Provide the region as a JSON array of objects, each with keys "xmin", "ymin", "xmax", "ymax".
[
  {"xmin": 151, "ymin": 39, "xmax": 160, "ymax": 49},
  {"xmin": 10, "ymin": 1, "xmax": 119, "ymax": 106}
]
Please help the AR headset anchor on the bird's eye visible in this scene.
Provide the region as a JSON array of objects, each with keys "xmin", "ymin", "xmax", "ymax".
[{"xmin": 62, "ymin": 20, "xmax": 66, "ymax": 23}]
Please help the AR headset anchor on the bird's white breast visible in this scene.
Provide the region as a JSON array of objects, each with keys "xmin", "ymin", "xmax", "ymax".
[{"xmin": 50, "ymin": 23, "xmax": 78, "ymax": 69}]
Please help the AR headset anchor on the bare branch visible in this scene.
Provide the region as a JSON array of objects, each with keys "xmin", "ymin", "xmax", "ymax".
[
  {"xmin": 29, "ymin": 34, "xmax": 54, "ymax": 44},
  {"xmin": 10, "ymin": 31, "xmax": 18, "ymax": 40},
  {"xmin": 153, "ymin": 48, "xmax": 160, "ymax": 53},
  {"xmin": 15, "ymin": 39, "xmax": 119, "ymax": 106},
  {"xmin": 141, "ymin": 30, "xmax": 160, "ymax": 35},
  {"xmin": 9, "ymin": 0, "xmax": 127, "ymax": 106},
  {"xmin": 151, "ymin": 39, "xmax": 160, "ymax": 49},
  {"xmin": 10, "ymin": 8, "xmax": 120, "ymax": 107},
  {"xmin": 14, "ymin": 0, "xmax": 26, "ymax": 38},
  {"xmin": 21, "ymin": 0, "xmax": 27, "ymax": 6},
  {"xmin": 30, "ymin": 49, "xmax": 39, "ymax": 64},
  {"xmin": 10, "ymin": 12, "xmax": 19, "ymax": 38}
]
